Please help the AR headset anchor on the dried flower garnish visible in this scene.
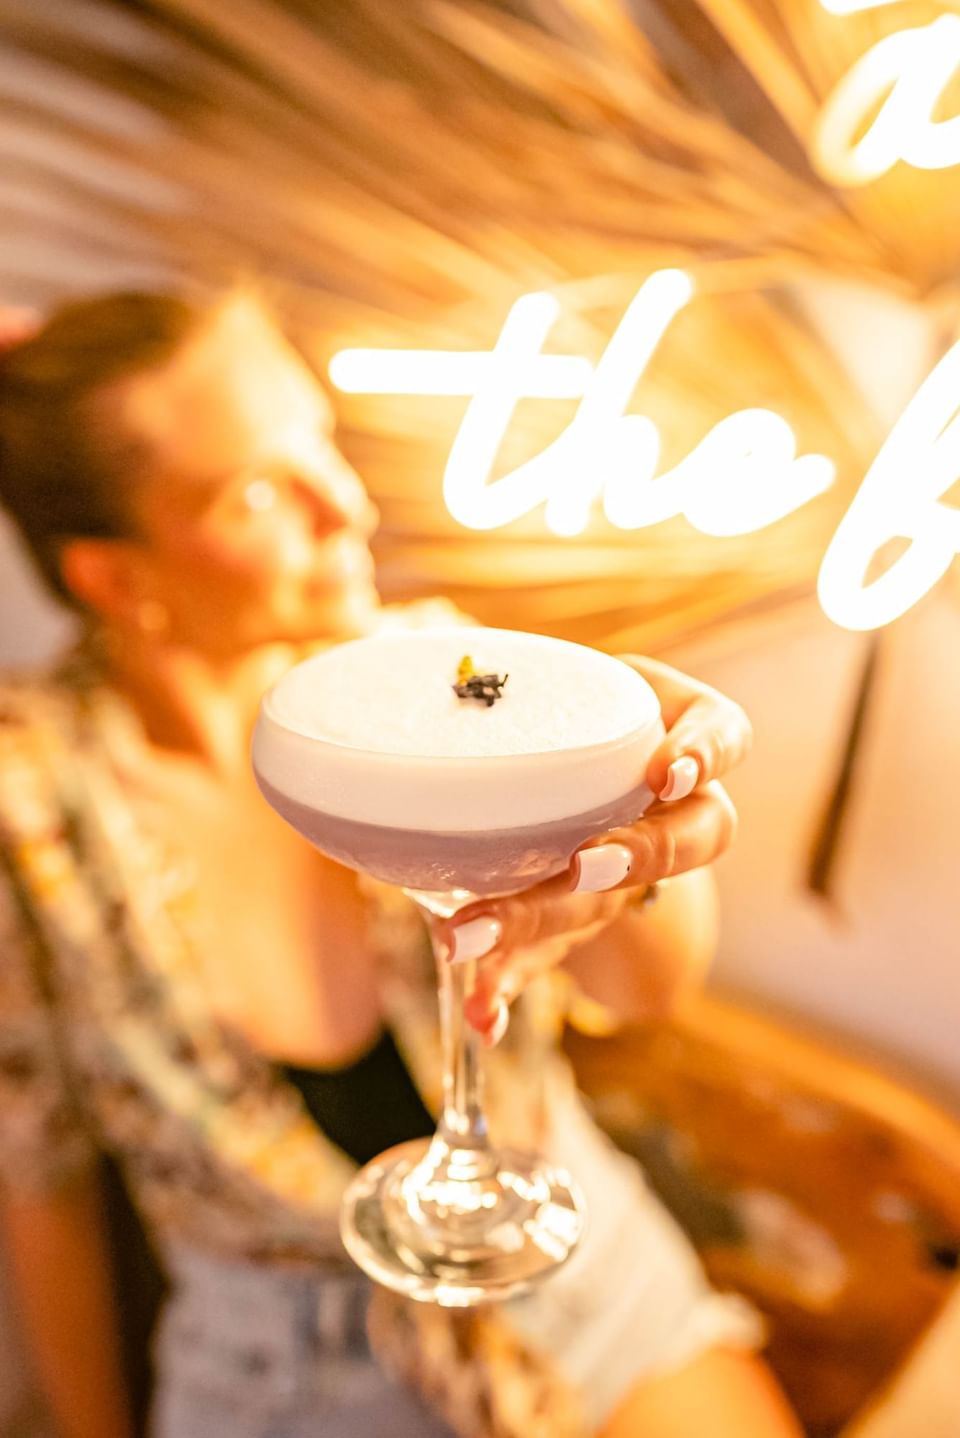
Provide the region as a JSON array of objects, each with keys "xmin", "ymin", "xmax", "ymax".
[{"xmin": 452, "ymin": 654, "xmax": 509, "ymax": 707}]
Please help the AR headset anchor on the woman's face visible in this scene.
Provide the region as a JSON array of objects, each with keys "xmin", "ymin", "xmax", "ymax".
[{"xmin": 99, "ymin": 297, "xmax": 382, "ymax": 657}]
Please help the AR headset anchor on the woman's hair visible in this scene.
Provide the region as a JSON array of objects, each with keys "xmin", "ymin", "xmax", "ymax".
[{"xmin": 0, "ymin": 291, "xmax": 220, "ymax": 605}]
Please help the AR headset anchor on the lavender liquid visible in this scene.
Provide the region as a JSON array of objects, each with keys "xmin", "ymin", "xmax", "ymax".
[{"xmin": 256, "ymin": 774, "xmax": 654, "ymax": 896}]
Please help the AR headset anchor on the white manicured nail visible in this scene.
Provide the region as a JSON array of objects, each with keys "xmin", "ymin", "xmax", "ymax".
[
  {"xmin": 660, "ymin": 755, "xmax": 699, "ymax": 803},
  {"xmin": 571, "ymin": 843, "xmax": 633, "ymax": 893},
  {"xmin": 481, "ymin": 1001, "xmax": 509, "ymax": 1048},
  {"xmin": 449, "ymin": 916, "xmax": 502, "ymax": 964}
]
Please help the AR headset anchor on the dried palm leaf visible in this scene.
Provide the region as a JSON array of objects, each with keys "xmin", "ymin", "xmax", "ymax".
[{"xmin": 0, "ymin": 0, "xmax": 911, "ymax": 649}]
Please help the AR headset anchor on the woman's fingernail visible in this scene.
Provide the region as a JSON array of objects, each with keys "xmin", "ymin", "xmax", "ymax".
[
  {"xmin": 481, "ymin": 1001, "xmax": 509, "ymax": 1048},
  {"xmin": 660, "ymin": 755, "xmax": 699, "ymax": 803},
  {"xmin": 571, "ymin": 843, "xmax": 633, "ymax": 893},
  {"xmin": 449, "ymin": 916, "xmax": 502, "ymax": 964}
]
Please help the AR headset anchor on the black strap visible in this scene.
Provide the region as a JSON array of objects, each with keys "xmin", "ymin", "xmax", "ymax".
[{"xmin": 282, "ymin": 1028, "xmax": 435, "ymax": 1167}]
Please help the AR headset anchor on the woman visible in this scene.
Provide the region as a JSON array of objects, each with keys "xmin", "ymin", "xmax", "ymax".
[{"xmin": 0, "ymin": 291, "xmax": 802, "ymax": 1437}]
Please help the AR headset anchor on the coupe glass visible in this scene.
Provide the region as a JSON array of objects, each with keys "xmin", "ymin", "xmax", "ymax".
[{"xmin": 253, "ymin": 626, "xmax": 662, "ymax": 1306}]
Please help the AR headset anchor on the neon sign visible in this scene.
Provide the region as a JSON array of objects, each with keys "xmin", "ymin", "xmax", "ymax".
[
  {"xmin": 330, "ymin": 271, "xmax": 960, "ymax": 632},
  {"xmin": 814, "ymin": 4, "xmax": 960, "ymax": 185},
  {"xmin": 818, "ymin": 336, "xmax": 960, "ymax": 628}
]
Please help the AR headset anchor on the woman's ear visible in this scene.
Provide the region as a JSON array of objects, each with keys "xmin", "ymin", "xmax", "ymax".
[{"xmin": 59, "ymin": 536, "xmax": 154, "ymax": 627}]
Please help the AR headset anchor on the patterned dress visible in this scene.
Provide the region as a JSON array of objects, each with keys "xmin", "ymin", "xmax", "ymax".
[{"xmin": 0, "ymin": 601, "xmax": 760, "ymax": 1437}]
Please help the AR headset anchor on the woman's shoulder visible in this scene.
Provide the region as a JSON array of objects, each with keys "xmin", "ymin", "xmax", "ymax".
[
  {"xmin": 0, "ymin": 647, "xmax": 90, "ymax": 718},
  {"xmin": 0, "ymin": 662, "xmax": 91, "ymax": 840},
  {"xmin": 0, "ymin": 670, "xmax": 67, "ymax": 763},
  {"xmin": 0, "ymin": 666, "xmax": 54, "ymax": 717},
  {"xmin": 0, "ymin": 659, "xmax": 90, "ymax": 763}
]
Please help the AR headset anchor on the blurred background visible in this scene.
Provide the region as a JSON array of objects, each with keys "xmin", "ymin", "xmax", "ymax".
[{"xmin": 1, "ymin": 2, "xmax": 959, "ymax": 1434}]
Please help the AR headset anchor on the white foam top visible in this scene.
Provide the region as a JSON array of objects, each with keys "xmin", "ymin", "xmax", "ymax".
[{"xmin": 253, "ymin": 627, "xmax": 662, "ymax": 830}]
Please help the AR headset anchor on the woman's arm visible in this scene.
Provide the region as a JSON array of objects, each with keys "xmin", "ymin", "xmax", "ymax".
[
  {"xmin": 1, "ymin": 1168, "xmax": 134, "ymax": 1438},
  {"xmin": 563, "ymin": 865, "xmax": 719, "ymax": 1024},
  {"xmin": 600, "ymin": 1347, "xmax": 805, "ymax": 1438}
]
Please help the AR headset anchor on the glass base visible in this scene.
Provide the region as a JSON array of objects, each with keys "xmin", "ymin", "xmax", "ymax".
[{"xmin": 339, "ymin": 1136, "xmax": 586, "ymax": 1307}]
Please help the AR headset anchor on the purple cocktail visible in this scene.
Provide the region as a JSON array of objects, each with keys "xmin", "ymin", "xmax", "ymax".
[
  {"xmin": 254, "ymin": 778, "xmax": 655, "ymax": 895},
  {"xmin": 253, "ymin": 626, "xmax": 663, "ymax": 1305}
]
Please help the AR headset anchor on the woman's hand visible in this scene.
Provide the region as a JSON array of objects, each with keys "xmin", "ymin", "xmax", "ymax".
[
  {"xmin": 630, "ymin": 655, "xmax": 752, "ymax": 802},
  {"xmin": 434, "ymin": 656, "xmax": 752, "ymax": 1041}
]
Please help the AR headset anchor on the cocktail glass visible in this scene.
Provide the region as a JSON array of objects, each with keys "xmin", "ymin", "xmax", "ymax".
[{"xmin": 253, "ymin": 626, "xmax": 662, "ymax": 1306}]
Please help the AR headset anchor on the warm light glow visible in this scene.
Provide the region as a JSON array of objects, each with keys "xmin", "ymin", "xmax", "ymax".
[
  {"xmin": 332, "ymin": 271, "xmax": 832, "ymax": 540},
  {"xmin": 439, "ymin": 290, "xmax": 601, "ymax": 533},
  {"xmin": 329, "ymin": 341, "xmax": 592, "ymax": 398},
  {"xmin": 813, "ymin": 15, "xmax": 960, "ymax": 185},
  {"xmin": 329, "ymin": 274, "xmax": 960, "ymax": 632},
  {"xmin": 819, "ymin": 0, "xmax": 899, "ymax": 14},
  {"xmin": 602, "ymin": 408, "xmax": 834, "ymax": 537},
  {"xmin": 444, "ymin": 270, "xmax": 834, "ymax": 540},
  {"xmin": 817, "ymin": 337, "xmax": 960, "ymax": 630},
  {"xmin": 441, "ymin": 272, "xmax": 708, "ymax": 535}
]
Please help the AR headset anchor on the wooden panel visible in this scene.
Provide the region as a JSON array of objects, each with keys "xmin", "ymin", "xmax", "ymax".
[{"xmin": 564, "ymin": 995, "xmax": 960, "ymax": 1436}]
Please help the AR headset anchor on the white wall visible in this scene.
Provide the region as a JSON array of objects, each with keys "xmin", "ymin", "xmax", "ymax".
[
  {"xmin": 671, "ymin": 586, "xmax": 960, "ymax": 1102},
  {"xmin": 689, "ymin": 278, "xmax": 959, "ymax": 1102}
]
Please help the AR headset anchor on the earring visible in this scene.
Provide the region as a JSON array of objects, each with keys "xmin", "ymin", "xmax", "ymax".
[{"xmin": 136, "ymin": 599, "xmax": 170, "ymax": 635}]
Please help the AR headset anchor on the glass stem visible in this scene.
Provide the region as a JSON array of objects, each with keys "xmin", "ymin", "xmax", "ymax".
[
  {"xmin": 407, "ymin": 889, "xmax": 499, "ymax": 1184},
  {"xmin": 437, "ymin": 955, "xmax": 488, "ymax": 1151}
]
